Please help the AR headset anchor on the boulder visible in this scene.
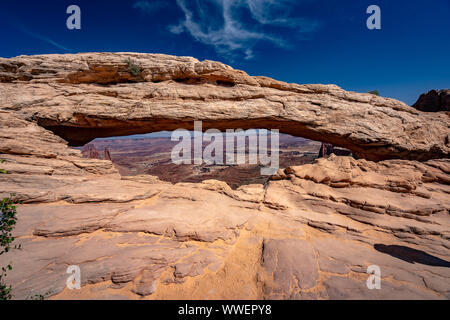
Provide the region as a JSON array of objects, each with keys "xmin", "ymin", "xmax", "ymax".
[{"xmin": 412, "ymin": 89, "xmax": 450, "ymax": 112}]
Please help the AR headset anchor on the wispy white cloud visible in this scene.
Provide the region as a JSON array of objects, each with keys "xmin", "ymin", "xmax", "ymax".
[
  {"xmin": 167, "ymin": 0, "xmax": 318, "ymax": 60},
  {"xmin": 133, "ymin": 1, "xmax": 167, "ymax": 14},
  {"xmin": 245, "ymin": 0, "xmax": 317, "ymax": 30},
  {"xmin": 19, "ymin": 26, "xmax": 71, "ymax": 52}
]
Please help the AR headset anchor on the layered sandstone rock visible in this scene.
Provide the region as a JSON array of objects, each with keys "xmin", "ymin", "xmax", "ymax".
[
  {"xmin": 0, "ymin": 53, "xmax": 449, "ymax": 300},
  {"xmin": 1, "ymin": 152, "xmax": 449, "ymax": 300},
  {"xmin": 0, "ymin": 53, "xmax": 449, "ymax": 161}
]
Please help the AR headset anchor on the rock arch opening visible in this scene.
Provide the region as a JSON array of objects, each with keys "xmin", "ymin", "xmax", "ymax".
[{"xmin": 75, "ymin": 130, "xmax": 349, "ymax": 189}]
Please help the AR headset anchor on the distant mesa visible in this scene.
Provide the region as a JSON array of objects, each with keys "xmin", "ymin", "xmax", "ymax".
[
  {"xmin": 412, "ymin": 89, "xmax": 450, "ymax": 112},
  {"xmin": 81, "ymin": 144, "xmax": 112, "ymax": 161},
  {"xmin": 81, "ymin": 144, "xmax": 101, "ymax": 159},
  {"xmin": 318, "ymin": 143, "xmax": 352, "ymax": 159}
]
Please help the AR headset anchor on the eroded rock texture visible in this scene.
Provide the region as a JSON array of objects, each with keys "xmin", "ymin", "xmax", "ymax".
[{"xmin": 0, "ymin": 53, "xmax": 449, "ymax": 300}]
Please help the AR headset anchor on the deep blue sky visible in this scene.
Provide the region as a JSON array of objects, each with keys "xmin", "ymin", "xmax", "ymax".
[{"xmin": 1, "ymin": 0, "xmax": 449, "ymax": 105}]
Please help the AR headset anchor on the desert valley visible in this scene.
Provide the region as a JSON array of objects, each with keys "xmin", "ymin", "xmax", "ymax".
[{"xmin": 78, "ymin": 134, "xmax": 326, "ymax": 188}]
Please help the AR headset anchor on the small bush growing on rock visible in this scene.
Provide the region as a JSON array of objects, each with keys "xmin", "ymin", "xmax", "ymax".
[
  {"xmin": 125, "ymin": 58, "xmax": 141, "ymax": 77},
  {"xmin": 368, "ymin": 90, "xmax": 380, "ymax": 96},
  {"xmin": 0, "ymin": 159, "xmax": 6, "ymax": 174},
  {"xmin": 0, "ymin": 195, "xmax": 21, "ymax": 300},
  {"xmin": 27, "ymin": 292, "xmax": 51, "ymax": 300}
]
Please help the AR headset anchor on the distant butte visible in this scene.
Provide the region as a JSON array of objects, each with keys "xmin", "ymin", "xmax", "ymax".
[{"xmin": 412, "ymin": 89, "xmax": 450, "ymax": 113}]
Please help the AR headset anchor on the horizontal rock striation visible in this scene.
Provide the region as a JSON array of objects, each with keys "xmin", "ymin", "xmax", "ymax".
[
  {"xmin": 1, "ymin": 153, "xmax": 449, "ymax": 299},
  {"xmin": 0, "ymin": 53, "xmax": 449, "ymax": 161}
]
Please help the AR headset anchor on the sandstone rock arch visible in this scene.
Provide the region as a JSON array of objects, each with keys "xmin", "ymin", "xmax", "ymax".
[{"xmin": 1, "ymin": 53, "xmax": 449, "ymax": 162}]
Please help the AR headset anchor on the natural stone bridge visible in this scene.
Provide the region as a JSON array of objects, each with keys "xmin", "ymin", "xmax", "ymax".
[
  {"xmin": 0, "ymin": 53, "xmax": 449, "ymax": 161},
  {"xmin": 0, "ymin": 53, "xmax": 449, "ymax": 300}
]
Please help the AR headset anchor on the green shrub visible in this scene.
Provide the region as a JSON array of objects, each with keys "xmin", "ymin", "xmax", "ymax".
[
  {"xmin": 0, "ymin": 160, "xmax": 5, "ymax": 174},
  {"xmin": 368, "ymin": 90, "xmax": 380, "ymax": 96},
  {"xmin": 0, "ymin": 196, "xmax": 20, "ymax": 300},
  {"xmin": 125, "ymin": 58, "xmax": 141, "ymax": 77},
  {"xmin": 0, "ymin": 265, "xmax": 12, "ymax": 300}
]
